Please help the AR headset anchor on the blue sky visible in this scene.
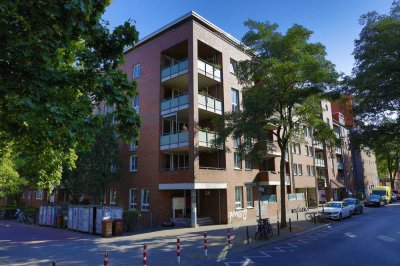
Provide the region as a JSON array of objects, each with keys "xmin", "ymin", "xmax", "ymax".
[{"xmin": 103, "ymin": 0, "xmax": 394, "ymax": 76}]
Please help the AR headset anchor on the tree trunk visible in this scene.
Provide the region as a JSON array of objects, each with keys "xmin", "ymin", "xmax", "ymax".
[{"xmin": 280, "ymin": 149, "xmax": 287, "ymax": 228}]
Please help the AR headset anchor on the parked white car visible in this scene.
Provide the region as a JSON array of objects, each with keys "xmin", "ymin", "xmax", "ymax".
[{"xmin": 322, "ymin": 201, "xmax": 352, "ymax": 220}]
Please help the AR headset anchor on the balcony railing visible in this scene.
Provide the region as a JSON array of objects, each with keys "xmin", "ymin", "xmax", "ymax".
[
  {"xmin": 160, "ymin": 131, "xmax": 189, "ymax": 150},
  {"xmin": 314, "ymin": 141, "xmax": 323, "ymax": 150},
  {"xmin": 266, "ymin": 141, "xmax": 281, "ymax": 157},
  {"xmin": 161, "ymin": 94, "xmax": 189, "ymax": 115},
  {"xmin": 198, "ymin": 130, "xmax": 220, "ymax": 149},
  {"xmin": 316, "ymin": 158, "xmax": 325, "ymax": 167},
  {"xmin": 198, "ymin": 94, "xmax": 222, "ymax": 115},
  {"xmin": 197, "ymin": 59, "xmax": 221, "ymax": 82},
  {"xmin": 161, "ymin": 59, "xmax": 189, "ymax": 82}
]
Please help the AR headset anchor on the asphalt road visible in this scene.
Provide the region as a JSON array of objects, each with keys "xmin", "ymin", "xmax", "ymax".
[{"xmin": 216, "ymin": 202, "xmax": 400, "ymax": 266}]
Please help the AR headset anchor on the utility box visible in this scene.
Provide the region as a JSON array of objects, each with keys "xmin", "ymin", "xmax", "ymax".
[{"xmin": 102, "ymin": 220, "xmax": 113, "ymax": 238}]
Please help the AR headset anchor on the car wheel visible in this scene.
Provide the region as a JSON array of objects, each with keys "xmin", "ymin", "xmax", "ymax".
[{"xmin": 339, "ymin": 213, "xmax": 342, "ymax": 220}]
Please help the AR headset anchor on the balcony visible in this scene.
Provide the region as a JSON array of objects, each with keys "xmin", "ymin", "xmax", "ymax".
[
  {"xmin": 261, "ymin": 141, "xmax": 281, "ymax": 158},
  {"xmin": 161, "ymin": 59, "xmax": 189, "ymax": 87},
  {"xmin": 197, "ymin": 59, "xmax": 221, "ymax": 87},
  {"xmin": 314, "ymin": 141, "xmax": 323, "ymax": 150},
  {"xmin": 198, "ymin": 130, "xmax": 218, "ymax": 148},
  {"xmin": 161, "ymin": 94, "xmax": 189, "ymax": 115},
  {"xmin": 198, "ymin": 94, "xmax": 222, "ymax": 115},
  {"xmin": 316, "ymin": 158, "xmax": 325, "ymax": 167},
  {"xmin": 337, "ymin": 162, "xmax": 343, "ymax": 170},
  {"xmin": 160, "ymin": 131, "xmax": 189, "ymax": 151}
]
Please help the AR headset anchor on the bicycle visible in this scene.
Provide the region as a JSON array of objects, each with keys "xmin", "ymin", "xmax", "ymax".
[{"xmin": 255, "ymin": 218, "xmax": 273, "ymax": 240}]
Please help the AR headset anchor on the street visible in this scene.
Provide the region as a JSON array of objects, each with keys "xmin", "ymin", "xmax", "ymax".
[
  {"xmin": 1, "ymin": 203, "xmax": 399, "ymax": 266},
  {"xmin": 217, "ymin": 202, "xmax": 400, "ymax": 266}
]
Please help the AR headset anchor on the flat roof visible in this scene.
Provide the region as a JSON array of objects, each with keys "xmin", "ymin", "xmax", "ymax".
[{"xmin": 124, "ymin": 11, "xmax": 248, "ymax": 54}]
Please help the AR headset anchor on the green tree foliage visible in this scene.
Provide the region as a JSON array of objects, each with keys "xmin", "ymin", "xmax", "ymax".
[
  {"xmin": 215, "ymin": 20, "xmax": 338, "ymax": 227},
  {"xmin": 0, "ymin": 144, "xmax": 28, "ymax": 199},
  {"xmin": 63, "ymin": 115, "xmax": 121, "ymax": 204},
  {"xmin": 0, "ymin": 1, "xmax": 140, "ymax": 189},
  {"xmin": 350, "ymin": 1, "xmax": 400, "ymax": 123},
  {"xmin": 353, "ymin": 120, "xmax": 400, "ymax": 190}
]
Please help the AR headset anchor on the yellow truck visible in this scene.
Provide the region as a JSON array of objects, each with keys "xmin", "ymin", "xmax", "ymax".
[{"xmin": 371, "ymin": 186, "xmax": 392, "ymax": 204}]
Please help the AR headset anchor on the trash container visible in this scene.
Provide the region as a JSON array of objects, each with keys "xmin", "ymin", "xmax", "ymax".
[
  {"xmin": 113, "ymin": 219, "xmax": 124, "ymax": 236},
  {"xmin": 102, "ymin": 220, "xmax": 113, "ymax": 238},
  {"xmin": 56, "ymin": 215, "xmax": 63, "ymax": 228}
]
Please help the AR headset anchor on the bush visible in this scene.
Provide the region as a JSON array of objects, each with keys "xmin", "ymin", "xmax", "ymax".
[{"xmin": 123, "ymin": 210, "xmax": 141, "ymax": 231}]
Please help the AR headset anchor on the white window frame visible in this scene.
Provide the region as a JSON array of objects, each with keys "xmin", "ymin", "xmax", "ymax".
[
  {"xmin": 230, "ymin": 58, "xmax": 238, "ymax": 75},
  {"xmin": 133, "ymin": 63, "xmax": 141, "ymax": 79},
  {"xmin": 110, "ymin": 163, "xmax": 117, "ymax": 172},
  {"xmin": 246, "ymin": 186, "xmax": 254, "ymax": 208},
  {"xmin": 35, "ymin": 190, "xmax": 43, "ymax": 200},
  {"xmin": 245, "ymin": 158, "xmax": 252, "ymax": 170},
  {"xmin": 130, "ymin": 140, "xmax": 139, "ymax": 151},
  {"xmin": 234, "ymin": 153, "xmax": 242, "ymax": 169},
  {"xmin": 293, "ymin": 163, "xmax": 298, "ymax": 175},
  {"xmin": 235, "ymin": 186, "xmax": 243, "ymax": 209},
  {"xmin": 129, "ymin": 188, "xmax": 137, "ymax": 210},
  {"xmin": 231, "ymin": 88, "xmax": 239, "ymax": 112},
  {"xmin": 307, "ymin": 165, "xmax": 311, "ymax": 176},
  {"xmin": 297, "ymin": 144, "xmax": 301, "ymax": 154},
  {"xmin": 110, "ymin": 189, "xmax": 117, "ymax": 205},
  {"xmin": 132, "ymin": 95, "xmax": 139, "ymax": 113},
  {"xmin": 129, "ymin": 155, "xmax": 138, "ymax": 172},
  {"xmin": 298, "ymin": 164, "xmax": 303, "ymax": 176},
  {"xmin": 141, "ymin": 188, "xmax": 150, "ymax": 211}
]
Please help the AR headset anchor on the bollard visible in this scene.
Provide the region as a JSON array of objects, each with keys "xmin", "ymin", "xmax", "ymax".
[
  {"xmin": 289, "ymin": 218, "xmax": 292, "ymax": 232},
  {"xmin": 297, "ymin": 212, "xmax": 299, "ymax": 221},
  {"xmin": 143, "ymin": 243, "xmax": 147, "ymax": 266},
  {"xmin": 104, "ymin": 251, "xmax": 109, "ymax": 266},
  {"xmin": 177, "ymin": 238, "xmax": 181, "ymax": 264},
  {"xmin": 204, "ymin": 232, "xmax": 208, "ymax": 257},
  {"xmin": 246, "ymin": 226, "xmax": 250, "ymax": 244},
  {"xmin": 227, "ymin": 229, "xmax": 232, "ymax": 248},
  {"xmin": 277, "ymin": 221, "xmax": 280, "ymax": 236},
  {"xmin": 313, "ymin": 213, "xmax": 316, "ymax": 224},
  {"xmin": 52, "ymin": 261, "xmax": 56, "ymax": 266}
]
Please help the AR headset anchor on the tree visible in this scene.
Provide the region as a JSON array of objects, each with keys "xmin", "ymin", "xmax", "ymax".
[
  {"xmin": 350, "ymin": 1, "xmax": 400, "ymax": 124},
  {"xmin": 0, "ymin": 1, "xmax": 140, "ymax": 190},
  {"xmin": 215, "ymin": 20, "xmax": 338, "ymax": 227},
  {"xmin": 352, "ymin": 120, "xmax": 400, "ymax": 190},
  {"xmin": 63, "ymin": 115, "xmax": 121, "ymax": 204},
  {"xmin": 0, "ymin": 144, "xmax": 28, "ymax": 200}
]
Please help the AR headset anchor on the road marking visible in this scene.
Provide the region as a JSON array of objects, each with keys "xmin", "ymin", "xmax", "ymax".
[
  {"xmin": 345, "ymin": 232, "xmax": 357, "ymax": 238},
  {"xmin": 224, "ymin": 258, "xmax": 253, "ymax": 265}
]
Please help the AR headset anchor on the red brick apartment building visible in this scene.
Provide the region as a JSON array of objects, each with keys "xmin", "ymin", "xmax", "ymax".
[{"xmin": 14, "ymin": 12, "xmax": 354, "ymax": 227}]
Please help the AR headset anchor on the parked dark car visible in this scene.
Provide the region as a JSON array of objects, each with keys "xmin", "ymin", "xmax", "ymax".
[
  {"xmin": 391, "ymin": 193, "xmax": 397, "ymax": 202},
  {"xmin": 364, "ymin": 195, "xmax": 385, "ymax": 207},
  {"xmin": 343, "ymin": 198, "xmax": 363, "ymax": 214}
]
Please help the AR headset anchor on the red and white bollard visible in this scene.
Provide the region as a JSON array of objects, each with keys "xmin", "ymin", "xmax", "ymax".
[
  {"xmin": 227, "ymin": 229, "xmax": 232, "ymax": 248},
  {"xmin": 204, "ymin": 232, "xmax": 208, "ymax": 257},
  {"xmin": 103, "ymin": 250, "xmax": 109, "ymax": 266},
  {"xmin": 143, "ymin": 243, "xmax": 147, "ymax": 266},
  {"xmin": 177, "ymin": 238, "xmax": 181, "ymax": 264}
]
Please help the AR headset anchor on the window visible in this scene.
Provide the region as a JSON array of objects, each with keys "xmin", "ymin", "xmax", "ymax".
[
  {"xmin": 235, "ymin": 186, "xmax": 243, "ymax": 209},
  {"xmin": 292, "ymin": 143, "xmax": 300, "ymax": 154},
  {"xmin": 230, "ymin": 58, "xmax": 238, "ymax": 75},
  {"xmin": 307, "ymin": 165, "xmax": 311, "ymax": 176},
  {"xmin": 293, "ymin": 163, "xmax": 298, "ymax": 175},
  {"xmin": 141, "ymin": 189, "xmax": 150, "ymax": 211},
  {"xmin": 297, "ymin": 144, "xmax": 301, "ymax": 154},
  {"xmin": 27, "ymin": 191, "xmax": 31, "ymax": 199},
  {"xmin": 110, "ymin": 189, "xmax": 117, "ymax": 205},
  {"xmin": 130, "ymin": 155, "xmax": 138, "ymax": 172},
  {"xmin": 129, "ymin": 188, "xmax": 137, "ymax": 210},
  {"xmin": 130, "ymin": 140, "xmax": 139, "ymax": 151},
  {"xmin": 305, "ymin": 145, "xmax": 309, "ymax": 156},
  {"xmin": 234, "ymin": 153, "xmax": 242, "ymax": 169},
  {"xmin": 233, "ymin": 138, "xmax": 240, "ymax": 149},
  {"xmin": 231, "ymin": 88, "xmax": 239, "ymax": 112},
  {"xmin": 326, "ymin": 118, "xmax": 330, "ymax": 125},
  {"xmin": 132, "ymin": 95, "xmax": 139, "ymax": 113},
  {"xmin": 36, "ymin": 190, "xmax": 43, "ymax": 200},
  {"xmin": 291, "ymin": 143, "xmax": 296, "ymax": 154},
  {"xmin": 246, "ymin": 187, "xmax": 254, "ymax": 208},
  {"xmin": 245, "ymin": 159, "xmax": 252, "ymax": 170},
  {"xmin": 133, "ymin": 63, "xmax": 141, "ymax": 79},
  {"xmin": 311, "ymin": 166, "xmax": 315, "ymax": 176},
  {"xmin": 304, "ymin": 127, "xmax": 312, "ymax": 138},
  {"xmin": 110, "ymin": 163, "xmax": 117, "ymax": 172},
  {"xmin": 298, "ymin": 164, "xmax": 303, "ymax": 176}
]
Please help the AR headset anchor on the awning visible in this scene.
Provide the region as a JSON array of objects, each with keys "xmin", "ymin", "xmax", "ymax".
[{"xmin": 330, "ymin": 178, "xmax": 345, "ymax": 189}]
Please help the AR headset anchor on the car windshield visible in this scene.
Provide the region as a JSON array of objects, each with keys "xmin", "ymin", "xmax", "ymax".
[
  {"xmin": 343, "ymin": 199, "xmax": 355, "ymax": 205},
  {"xmin": 372, "ymin": 190, "xmax": 386, "ymax": 196},
  {"xmin": 326, "ymin": 203, "xmax": 342, "ymax": 208}
]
